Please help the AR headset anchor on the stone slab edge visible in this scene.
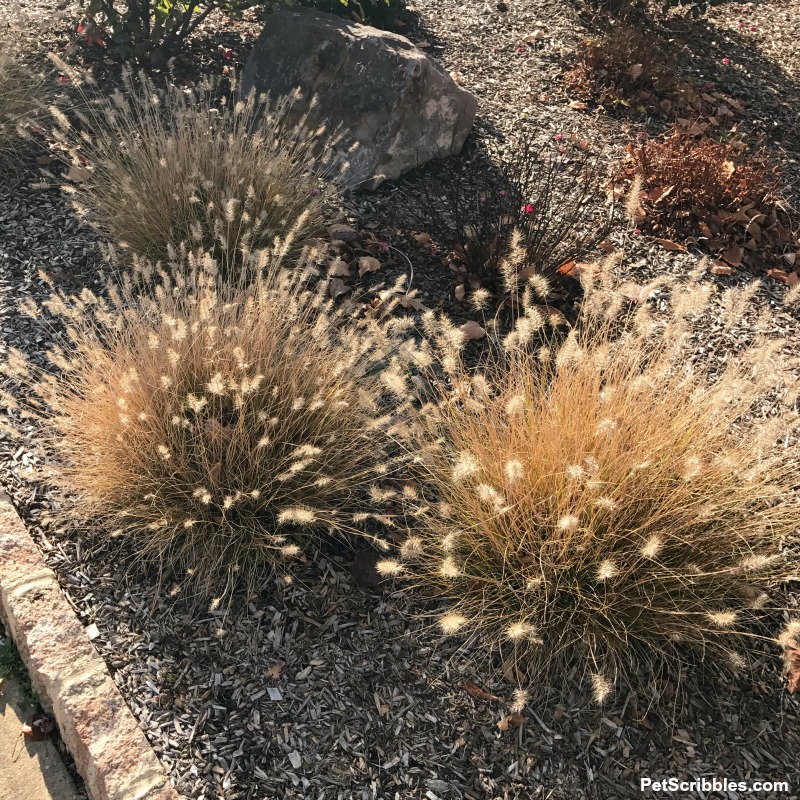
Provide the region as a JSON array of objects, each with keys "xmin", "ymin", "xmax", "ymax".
[{"xmin": 0, "ymin": 493, "xmax": 178, "ymax": 800}]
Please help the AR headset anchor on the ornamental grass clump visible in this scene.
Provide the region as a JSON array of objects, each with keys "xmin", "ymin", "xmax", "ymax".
[
  {"xmin": 1, "ymin": 247, "xmax": 416, "ymax": 593},
  {"xmin": 388, "ymin": 268, "xmax": 800, "ymax": 700},
  {"xmin": 0, "ymin": 20, "xmax": 48, "ymax": 163},
  {"xmin": 50, "ymin": 63, "xmax": 340, "ymax": 278}
]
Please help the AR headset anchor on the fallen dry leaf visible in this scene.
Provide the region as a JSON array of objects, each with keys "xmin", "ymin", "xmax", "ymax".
[
  {"xmin": 329, "ymin": 277, "xmax": 351, "ymax": 299},
  {"xmin": 558, "ymin": 260, "xmax": 596, "ymax": 279},
  {"xmin": 628, "ymin": 63, "xmax": 643, "ymax": 80},
  {"xmin": 373, "ymin": 692, "xmax": 390, "ymax": 716},
  {"xmin": 523, "ymin": 30, "xmax": 545, "ymax": 43},
  {"xmin": 328, "ymin": 224, "xmax": 359, "ymax": 242},
  {"xmin": 266, "ymin": 660, "xmax": 285, "ymax": 679},
  {"xmin": 454, "ymin": 284, "xmax": 466, "ymax": 301},
  {"xmin": 329, "ymin": 258, "xmax": 351, "ymax": 278},
  {"xmin": 709, "ymin": 261, "xmax": 735, "ymax": 275},
  {"xmin": 721, "ymin": 244, "xmax": 743, "ymax": 267},
  {"xmin": 497, "ymin": 712, "xmax": 525, "ymax": 731},
  {"xmin": 656, "ymin": 238, "xmax": 686, "ymax": 252},
  {"xmin": 460, "ymin": 320, "xmax": 486, "ymax": 340},
  {"xmin": 66, "ymin": 165, "xmax": 90, "ymax": 182},
  {"xmin": 397, "ymin": 294, "xmax": 431, "ymax": 312},
  {"xmin": 358, "ymin": 256, "xmax": 381, "ymax": 277},
  {"xmin": 767, "ymin": 268, "xmax": 800, "ymax": 287},
  {"xmin": 648, "ymin": 185, "xmax": 675, "ymax": 204},
  {"xmin": 367, "ymin": 297, "xmax": 388, "ymax": 319},
  {"xmin": 464, "ymin": 680, "xmax": 503, "ymax": 702},
  {"xmin": 721, "ymin": 160, "xmax": 736, "ymax": 180}
]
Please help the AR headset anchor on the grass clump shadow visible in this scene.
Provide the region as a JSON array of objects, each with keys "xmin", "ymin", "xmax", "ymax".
[{"xmin": 0, "ymin": 635, "xmax": 37, "ymax": 710}]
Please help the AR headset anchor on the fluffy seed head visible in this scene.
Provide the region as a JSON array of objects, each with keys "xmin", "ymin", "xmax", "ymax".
[
  {"xmin": 596, "ymin": 559, "xmax": 618, "ymax": 581},
  {"xmin": 557, "ymin": 515, "xmax": 580, "ymax": 533},
  {"xmin": 591, "ymin": 673, "xmax": 612, "ymax": 703},
  {"xmin": 439, "ymin": 613, "xmax": 468, "ymax": 634},
  {"xmin": 707, "ymin": 611, "xmax": 738, "ymax": 629}
]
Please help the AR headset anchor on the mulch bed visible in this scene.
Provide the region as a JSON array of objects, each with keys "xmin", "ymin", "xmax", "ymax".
[{"xmin": 2, "ymin": 0, "xmax": 800, "ymax": 797}]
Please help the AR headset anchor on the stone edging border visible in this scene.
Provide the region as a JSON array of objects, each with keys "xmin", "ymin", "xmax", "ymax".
[{"xmin": 0, "ymin": 492, "xmax": 178, "ymax": 800}]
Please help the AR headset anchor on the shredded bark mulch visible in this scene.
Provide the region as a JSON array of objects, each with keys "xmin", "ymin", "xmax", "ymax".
[{"xmin": 2, "ymin": 0, "xmax": 800, "ymax": 797}]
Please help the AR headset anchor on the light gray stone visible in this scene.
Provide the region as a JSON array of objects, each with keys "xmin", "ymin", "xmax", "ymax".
[{"xmin": 242, "ymin": 7, "xmax": 478, "ymax": 189}]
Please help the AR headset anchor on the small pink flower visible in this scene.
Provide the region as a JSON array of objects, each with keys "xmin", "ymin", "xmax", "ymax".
[
  {"xmin": 309, "ymin": 187, "xmax": 320, "ymax": 196},
  {"xmin": 379, "ymin": 240, "xmax": 390, "ymax": 252},
  {"xmin": 739, "ymin": 20, "xmax": 746, "ymax": 26},
  {"xmin": 554, "ymin": 134, "xmax": 564, "ymax": 141},
  {"xmin": 636, "ymin": 131, "xmax": 646, "ymax": 138},
  {"xmin": 706, "ymin": 81, "xmax": 715, "ymax": 89},
  {"xmin": 722, "ymin": 57, "xmax": 730, "ymax": 65},
  {"xmin": 516, "ymin": 46, "xmax": 525, "ymax": 53},
  {"xmin": 58, "ymin": 75, "xmax": 69, "ymax": 84},
  {"xmin": 480, "ymin": 195, "xmax": 487, "ymax": 204},
  {"xmin": 430, "ymin": 244, "xmax": 440, "ymax": 255},
  {"xmin": 499, "ymin": 190, "xmax": 508, "ymax": 198},
  {"xmin": 633, "ymin": 228, "xmax": 642, "ymax": 235},
  {"xmin": 750, "ymin": 24, "xmax": 758, "ymax": 30},
  {"xmin": 523, "ymin": 203, "xmax": 535, "ymax": 214}
]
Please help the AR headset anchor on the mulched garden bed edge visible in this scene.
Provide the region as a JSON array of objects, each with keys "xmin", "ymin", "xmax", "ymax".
[{"xmin": 0, "ymin": 491, "xmax": 178, "ymax": 800}]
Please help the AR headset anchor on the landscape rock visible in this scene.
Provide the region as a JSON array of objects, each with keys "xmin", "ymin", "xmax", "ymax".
[{"xmin": 242, "ymin": 7, "xmax": 478, "ymax": 189}]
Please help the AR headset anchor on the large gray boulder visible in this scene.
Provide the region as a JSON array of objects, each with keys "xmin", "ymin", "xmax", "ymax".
[{"xmin": 242, "ymin": 7, "xmax": 478, "ymax": 189}]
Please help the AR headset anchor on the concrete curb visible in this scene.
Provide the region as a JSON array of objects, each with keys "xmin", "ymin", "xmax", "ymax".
[{"xmin": 0, "ymin": 493, "xmax": 178, "ymax": 800}]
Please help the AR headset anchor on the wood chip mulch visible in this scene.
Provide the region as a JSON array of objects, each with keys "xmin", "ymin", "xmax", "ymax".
[{"xmin": 2, "ymin": 0, "xmax": 800, "ymax": 798}]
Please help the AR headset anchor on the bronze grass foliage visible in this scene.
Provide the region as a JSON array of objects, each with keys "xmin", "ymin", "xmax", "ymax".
[
  {"xmin": 566, "ymin": 21, "xmax": 679, "ymax": 113},
  {"xmin": 1, "ymin": 246, "xmax": 419, "ymax": 593},
  {"xmin": 617, "ymin": 130, "xmax": 793, "ymax": 270},
  {"xmin": 566, "ymin": 18, "xmax": 746, "ymax": 129},
  {"xmin": 383, "ymin": 261, "xmax": 800, "ymax": 700},
  {"xmin": 49, "ymin": 61, "xmax": 340, "ymax": 278},
  {"xmin": 0, "ymin": 18, "xmax": 49, "ymax": 163}
]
